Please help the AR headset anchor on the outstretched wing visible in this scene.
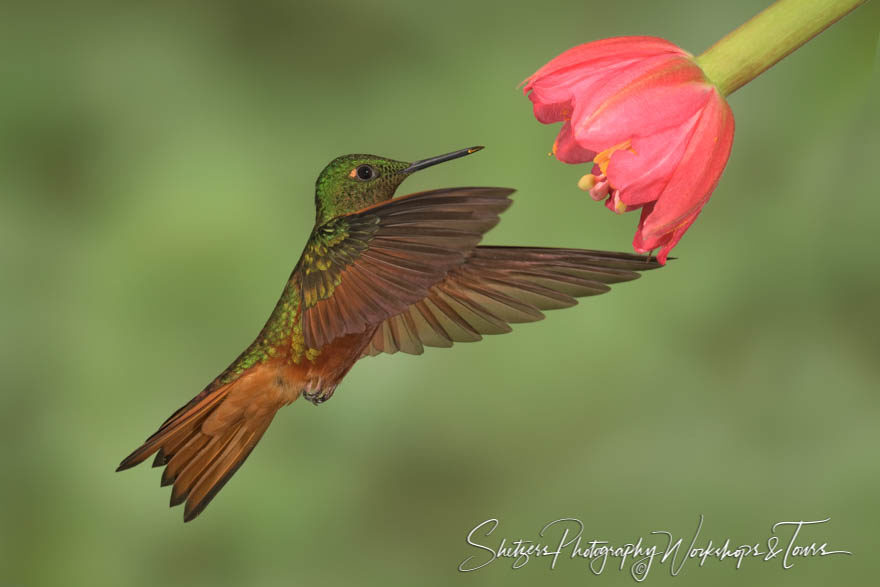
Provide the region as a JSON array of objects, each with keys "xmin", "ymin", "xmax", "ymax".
[
  {"xmin": 360, "ymin": 247, "xmax": 660, "ymax": 356},
  {"xmin": 300, "ymin": 188, "xmax": 514, "ymax": 350}
]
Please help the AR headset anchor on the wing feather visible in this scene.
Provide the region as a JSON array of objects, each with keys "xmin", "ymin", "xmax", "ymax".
[
  {"xmin": 300, "ymin": 188, "xmax": 514, "ymax": 349},
  {"xmin": 362, "ymin": 247, "xmax": 660, "ymax": 357}
]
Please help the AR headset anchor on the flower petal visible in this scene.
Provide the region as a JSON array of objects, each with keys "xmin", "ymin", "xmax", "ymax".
[
  {"xmin": 604, "ymin": 108, "xmax": 703, "ymax": 207},
  {"xmin": 572, "ymin": 60, "xmax": 711, "ymax": 151},
  {"xmin": 633, "ymin": 204, "xmax": 702, "ymax": 264},
  {"xmin": 528, "ymin": 53, "xmax": 685, "ymax": 128},
  {"xmin": 524, "ymin": 36, "xmax": 687, "ymax": 88},
  {"xmin": 639, "ymin": 91, "xmax": 734, "ymax": 240},
  {"xmin": 554, "ymin": 120, "xmax": 597, "ymax": 163},
  {"xmin": 525, "ymin": 37, "xmax": 690, "ymax": 127}
]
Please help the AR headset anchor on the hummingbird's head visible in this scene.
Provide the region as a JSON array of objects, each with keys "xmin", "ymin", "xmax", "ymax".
[{"xmin": 314, "ymin": 146, "xmax": 483, "ymax": 225}]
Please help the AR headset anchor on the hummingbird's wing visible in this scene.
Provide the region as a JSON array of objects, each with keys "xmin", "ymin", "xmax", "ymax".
[
  {"xmin": 360, "ymin": 247, "xmax": 660, "ymax": 356},
  {"xmin": 300, "ymin": 187, "xmax": 513, "ymax": 350}
]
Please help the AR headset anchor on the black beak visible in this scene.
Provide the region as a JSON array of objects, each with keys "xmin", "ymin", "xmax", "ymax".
[{"xmin": 402, "ymin": 146, "xmax": 484, "ymax": 174}]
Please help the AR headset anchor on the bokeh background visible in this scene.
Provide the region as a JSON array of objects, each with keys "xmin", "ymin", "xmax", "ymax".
[{"xmin": 2, "ymin": 1, "xmax": 878, "ymax": 585}]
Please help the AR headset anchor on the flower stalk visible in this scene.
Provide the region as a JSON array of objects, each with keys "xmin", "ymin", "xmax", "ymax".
[{"xmin": 696, "ymin": 0, "xmax": 867, "ymax": 96}]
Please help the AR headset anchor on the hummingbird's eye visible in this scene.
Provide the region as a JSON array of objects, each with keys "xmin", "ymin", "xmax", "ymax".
[{"xmin": 355, "ymin": 165, "xmax": 375, "ymax": 181}]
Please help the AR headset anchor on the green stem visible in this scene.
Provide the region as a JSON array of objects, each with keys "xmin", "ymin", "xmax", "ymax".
[{"xmin": 695, "ymin": 0, "xmax": 867, "ymax": 96}]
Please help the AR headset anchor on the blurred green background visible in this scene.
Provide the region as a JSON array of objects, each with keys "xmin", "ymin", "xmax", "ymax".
[{"xmin": 1, "ymin": 0, "xmax": 878, "ymax": 585}]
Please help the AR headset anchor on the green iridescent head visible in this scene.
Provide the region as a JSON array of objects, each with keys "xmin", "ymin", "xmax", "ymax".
[{"xmin": 314, "ymin": 146, "xmax": 483, "ymax": 224}]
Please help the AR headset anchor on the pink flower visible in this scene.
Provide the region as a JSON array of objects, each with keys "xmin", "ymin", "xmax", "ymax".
[{"xmin": 524, "ymin": 36, "xmax": 735, "ymax": 264}]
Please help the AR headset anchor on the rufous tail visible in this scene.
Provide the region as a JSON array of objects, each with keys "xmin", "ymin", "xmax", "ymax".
[{"xmin": 117, "ymin": 362, "xmax": 292, "ymax": 521}]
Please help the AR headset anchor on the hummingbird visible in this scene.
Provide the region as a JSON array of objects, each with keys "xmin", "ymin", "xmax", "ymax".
[{"xmin": 117, "ymin": 146, "xmax": 660, "ymax": 521}]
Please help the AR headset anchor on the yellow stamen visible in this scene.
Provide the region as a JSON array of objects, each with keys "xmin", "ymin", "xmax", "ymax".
[
  {"xmin": 593, "ymin": 139, "xmax": 635, "ymax": 175},
  {"xmin": 578, "ymin": 174, "xmax": 597, "ymax": 191}
]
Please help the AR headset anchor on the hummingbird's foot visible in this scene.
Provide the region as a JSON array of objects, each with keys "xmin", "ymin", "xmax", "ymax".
[
  {"xmin": 303, "ymin": 390, "xmax": 327, "ymax": 405},
  {"xmin": 301, "ymin": 381, "xmax": 336, "ymax": 405}
]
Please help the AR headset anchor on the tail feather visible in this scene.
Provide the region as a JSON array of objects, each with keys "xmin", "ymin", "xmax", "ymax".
[
  {"xmin": 183, "ymin": 424, "xmax": 268, "ymax": 521},
  {"xmin": 164, "ymin": 433, "xmax": 214, "ymax": 495},
  {"xmin": 116, "ymin": 387, "xmax": 229, "ymax": 472},
  {"xmin": 169, "ymin": 426, "xmax": 240, "ymax": 508},
  {"xmin": 117, "ymin": 363, "xmax": 292, "ymax": 521}
]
